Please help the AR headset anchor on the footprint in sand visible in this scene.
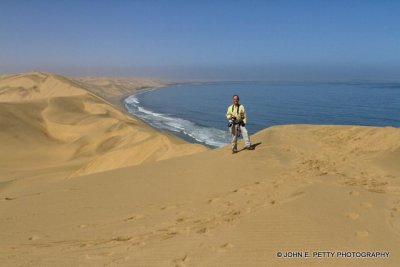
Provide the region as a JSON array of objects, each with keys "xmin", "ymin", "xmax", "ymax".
[
  {"xmin": 219, "ymin": 242, "xmax": 234, "ymax": 251},
  {"xmin": 124, "ymin": 214, "xmax": 144, "ymax": 222},
  {"xmin": 361, "ymin": 202, "xmax": 373, "ymax": 209},
  {"xmin": 222, "ymin": 208, "xmax": 250, "ymax": 223},
  {"xmin": 78, "ymin": 223, "xmax": 97, "ymax": 229},
  {"xmin": 172, "ymin": 253, "xmax": 190, "ymax": 267},
  {"xmin": 212, "ymin": 242, "xmax": 234, "ymax": 253},
  {"xmin": 272, "ymin": 179, "xmax": 283, "ymax": 188},
  {"xmin": 356, "ymin": 230, "xmax": 369, "ymax": 238},
  {"xmin": 158, "ymin": 228, "xmax": 180, "ymax": 240},
  {"xmin": 349, "ymin": 191, "xmax": 360, "ymax": 196},
  {"xmin": 347, "ymin": 212, "xmax": 360, "ymax": 220},
  {"xmin": 232, "ymin": 187, "xmax": 256, "ymax": 196},
  {"xmin": 28, "ymin": 235, "xmax": 40, "ymax": 241},
  {"xmin": 176, "ymin": 217, "xmax": 188, "ymax": 223},
  {"xmin": 161, "ymin": 205, "xmax": 180, "ymax": 211},
  {"xmin": 111, "ymin": 236, "xmax": 133, "ymax": 242},
  {"xmin": 208, "ymin": 197, "xmax": 234, "ymax": 207},
  {"xmin": 290, "ymin": 191, "xmax": 305, "ymax": 198},
  {"xmin": 262, "ymin": 200, "xmax": 276, "ymax": 207},
  {"xmin": 207, "ymin": 198, "xmax": 220, "ymax": 204},
  {"xmin": 196, "ymin": 227, "xmax": 209, "ymax": 234}
]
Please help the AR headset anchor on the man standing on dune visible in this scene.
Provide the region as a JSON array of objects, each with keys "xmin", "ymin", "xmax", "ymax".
[{"xmin": 226, "ymin": 95, "xmax": 254, "ymax": 154}]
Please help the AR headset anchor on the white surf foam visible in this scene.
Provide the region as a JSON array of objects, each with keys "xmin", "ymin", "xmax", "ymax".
[{"xmin": 124, "ymin": 94, "xmax": 230, "ymax": 147}]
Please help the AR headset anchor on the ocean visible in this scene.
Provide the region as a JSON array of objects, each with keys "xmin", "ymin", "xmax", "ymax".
[{"xmin": 124, "ymin": 82, "xmax": 400, "ymax": 148}]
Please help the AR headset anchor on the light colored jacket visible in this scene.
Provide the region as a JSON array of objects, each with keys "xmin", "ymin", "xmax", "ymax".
[{"xmin": 226, "ymin": 104, "xmax": 247, "ymax": 124}]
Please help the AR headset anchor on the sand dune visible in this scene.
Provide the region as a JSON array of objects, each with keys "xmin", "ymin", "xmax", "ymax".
[
  {"xmin": 0, "ymin": 73, "xmax": 399, "ymax": 266},
  {"xmin": 0, "ymin": 72, "xmax": 206, "ymax": 180}
]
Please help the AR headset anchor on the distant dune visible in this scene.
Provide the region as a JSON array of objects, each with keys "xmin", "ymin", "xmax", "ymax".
[
  {"xmin": 70, "ymin": 76, "xmax": 170, "ymax": 107},
  {"xmin": 0, "ymin": 72, "xmax": 399, "ymax": 266}
]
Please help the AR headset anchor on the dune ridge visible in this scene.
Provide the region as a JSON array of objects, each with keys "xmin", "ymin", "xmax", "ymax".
[{"xmin": 0, "ymin": 72, "xmax": 399, "ymax": 266}]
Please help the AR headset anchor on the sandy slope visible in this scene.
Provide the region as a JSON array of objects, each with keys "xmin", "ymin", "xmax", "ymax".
[{"xmin": 0, "ymin": 73, "xmax": 399, "ymax": 266}]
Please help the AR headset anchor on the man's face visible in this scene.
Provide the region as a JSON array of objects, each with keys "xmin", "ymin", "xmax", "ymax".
[{"xmin": 233, "ymin": 96, "xmax": 239, "ymax": 105}]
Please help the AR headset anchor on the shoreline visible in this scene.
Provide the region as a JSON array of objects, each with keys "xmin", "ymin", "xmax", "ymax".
[
  {"xmin": 118, "ymin": 85, "xmax": 166, "ymax": 111},
  {"xmin": 116, "ymin": 83, "xmax": 219, "ymax": 148},
  {"xmin": 119, "ymin": 84, "xmax": 232, "ymax": 148}
]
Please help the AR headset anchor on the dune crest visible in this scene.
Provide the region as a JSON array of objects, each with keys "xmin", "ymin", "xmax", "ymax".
[{"xmin": 0, "ymin": 72, "xmax": 86, "ymax": 102}]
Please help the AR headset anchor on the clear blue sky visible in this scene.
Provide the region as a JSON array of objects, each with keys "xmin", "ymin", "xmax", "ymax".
[{"xmin": 1, "ymin": 0, "xmax": 399, "ymax": 80}]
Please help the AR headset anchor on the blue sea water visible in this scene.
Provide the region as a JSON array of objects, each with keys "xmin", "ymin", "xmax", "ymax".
[{"xmin": 124, "ymin": 82, "xmax": 400, "ymax": 148}]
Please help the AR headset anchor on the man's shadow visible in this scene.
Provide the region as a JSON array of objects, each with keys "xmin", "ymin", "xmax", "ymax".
[{"xmin": 236, "ymin": 142, "xmax": 262, "ymax": 153}]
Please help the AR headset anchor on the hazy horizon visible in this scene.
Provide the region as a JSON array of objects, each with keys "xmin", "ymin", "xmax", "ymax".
[{"xmin": 1, "ymin": 1, "xmax": 399, "ymax": 81}]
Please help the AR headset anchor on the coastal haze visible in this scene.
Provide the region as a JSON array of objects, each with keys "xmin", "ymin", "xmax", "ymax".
[
  {"xmin": 1, "ymin": 1, "xmax": 400, "ymax": 81},
  {"xmin": 1, "ymin": 1, "xmax": 400, "ymax": 266}
]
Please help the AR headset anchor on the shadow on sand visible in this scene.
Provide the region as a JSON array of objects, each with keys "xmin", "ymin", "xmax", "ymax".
[{"xmin": 234, "ymin": 142, "xmax": 262, "ymax": 154}]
